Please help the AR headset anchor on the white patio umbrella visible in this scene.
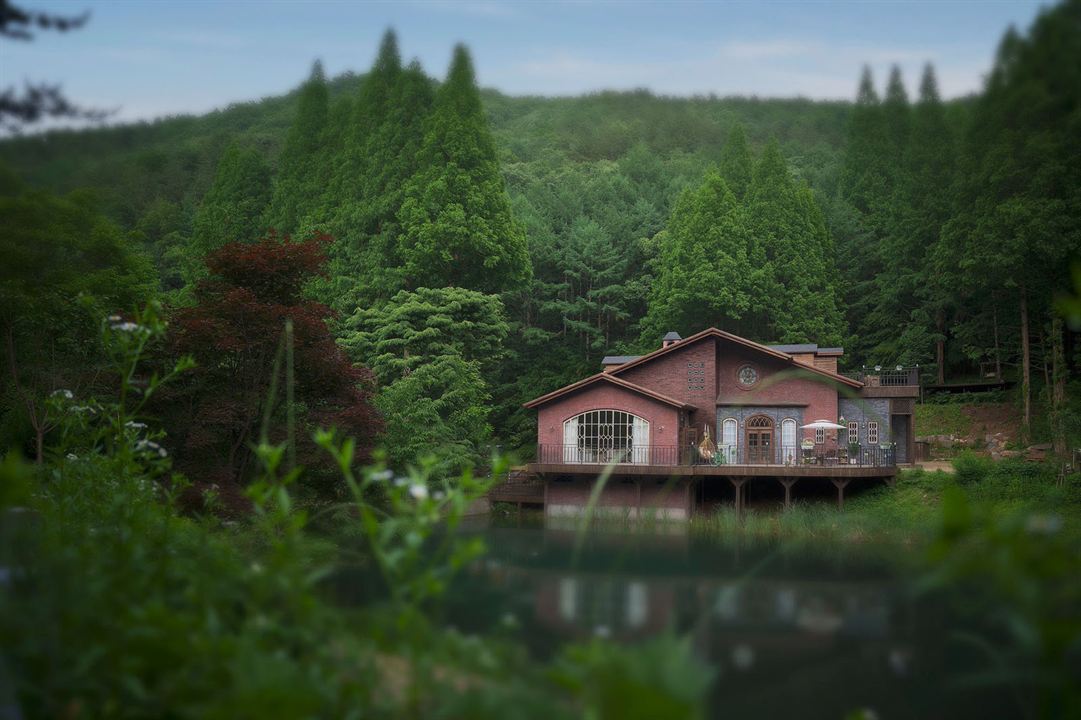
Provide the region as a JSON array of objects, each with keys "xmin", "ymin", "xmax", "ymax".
[{"xmin": 800, "ymin": 419, "xmax": 845, "ymax": 430}]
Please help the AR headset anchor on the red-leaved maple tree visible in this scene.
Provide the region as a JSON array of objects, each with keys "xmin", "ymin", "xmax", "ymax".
[{"xmin": 161, "ymin": 232, "xmax": 382, "ymax": 499}]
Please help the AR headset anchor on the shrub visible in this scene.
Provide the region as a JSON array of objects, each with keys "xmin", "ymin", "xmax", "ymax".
[{"xmin": 953, "ymin": 450, "xmax": 992, "ymax": 485}]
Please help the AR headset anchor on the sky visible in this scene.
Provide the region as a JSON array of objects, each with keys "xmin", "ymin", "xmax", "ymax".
[{"xmin": 1, "ymin": 0, "xmax": 1050, "ymax": 127}]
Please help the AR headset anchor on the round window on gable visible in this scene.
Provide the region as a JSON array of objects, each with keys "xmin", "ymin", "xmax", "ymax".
[{"xmin": 737, "ymin": 364, "xmax": 759, "ymax": 388}]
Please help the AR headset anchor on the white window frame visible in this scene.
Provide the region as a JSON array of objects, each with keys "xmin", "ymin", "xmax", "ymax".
[
  {"xmin": 562, "ymin": 409, "xmax": 649, "ymax": 464},
  {"xmin": 721, "ymin": 417, "xmax": 737, "ymax": 463},
  {"xmin": 848, "ymin": 421, "xmax": 859, "ymax": 443},
  {"xmin": 867, "ymin": 421, "xmax": 879, "ymax": 445},
  {"xmin": 780, "ymin": 418, "xmax": 798, "ymax": 464},
  {"xmin": 814, "ymin": 427, "xmax": 825, "ymax": 445}
]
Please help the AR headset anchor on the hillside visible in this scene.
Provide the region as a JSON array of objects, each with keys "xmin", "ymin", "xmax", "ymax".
[{"xmin": 0, "ymin": 73, "xmax": 862, "ymax": 230}]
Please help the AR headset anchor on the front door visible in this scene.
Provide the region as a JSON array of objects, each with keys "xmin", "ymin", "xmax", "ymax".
[{"xmin": 746, "ymin": 416, "xmax": 774, "ymax": 464}]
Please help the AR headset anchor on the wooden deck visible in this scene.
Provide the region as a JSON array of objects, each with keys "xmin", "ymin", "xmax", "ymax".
[{"xmin": 524, "ymin": 462, "xmax": 897, "ymax": 479}]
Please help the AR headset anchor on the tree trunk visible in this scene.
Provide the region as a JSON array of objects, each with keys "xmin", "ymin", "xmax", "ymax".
[
  {"xmin": 935, "ymin": 310, "xmax": 946, "ymax": 385},
  {"xmin": 1051, "ymin": 315, "xmax": 1067, "ymax": 457},
  {"xmin": 36, "ymin": 428, "xmax": 44, "ymax": 465},
  {"xmin": 1020, "ymin": 287, "xmax": 1031, "ymax": 437},
  {"xmin": 993, "ymin": 305, "xmax": 1002, "ymax": 380}
]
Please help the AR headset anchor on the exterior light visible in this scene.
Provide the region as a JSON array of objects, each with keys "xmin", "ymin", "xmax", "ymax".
[
  {"xmin": 896, "ymin": 365, "xmax": 903, "ymax": 371},
  {"xmin": 874, "ymin": 365, "xmax": 882, "ymax": 372}
]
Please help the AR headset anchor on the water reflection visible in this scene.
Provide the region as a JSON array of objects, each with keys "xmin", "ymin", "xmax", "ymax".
[{"xmin": 443, "ymin": 518, "xmax": 1019, "ymax": 719}]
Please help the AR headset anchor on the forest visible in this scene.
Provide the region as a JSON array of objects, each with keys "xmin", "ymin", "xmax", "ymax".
[
  {"xmin": 2, "ymin": 3, "xmax": 1080, "ymax": 493},
  {"xmin": 1, "ymin": 0, "xmax": 1080, "ymax": 716}
]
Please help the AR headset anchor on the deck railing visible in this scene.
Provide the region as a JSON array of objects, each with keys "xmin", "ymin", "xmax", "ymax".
[
  {"xmin": 534, "ymin": 444, "xmax": 897, "ymax": 468},
  {"xmin": 846, "ymin": 367, "xmax": 919, "ymax": 386}
]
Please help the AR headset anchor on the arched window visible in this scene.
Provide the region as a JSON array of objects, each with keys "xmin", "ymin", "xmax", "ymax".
[
  {"xmin": 721, "ymin": 418, "xmax": 737, "ymax": 463},
  {"xmin": 746, "ymin": 415, "xmax": 774, "ymax": 464},
  {"xmin": 563, "ymin": 410, "xmax": 650, "ymax": 464},
  {"xmin": 780, "ymin": 419, "xmax": 797, "ymax": 464}
]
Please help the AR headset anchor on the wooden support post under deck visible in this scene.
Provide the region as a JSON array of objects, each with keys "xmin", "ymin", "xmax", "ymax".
[
  {"xmin": 730, "ymin": 477, "xmax": 747, "ymax": 518},
  {"xmin": 831, "ymin": 478, "xmax": 851, "ymax": 511},
  {"xmin": 779, "ymin": 478, "xmax": 798, "ymax": 510}
]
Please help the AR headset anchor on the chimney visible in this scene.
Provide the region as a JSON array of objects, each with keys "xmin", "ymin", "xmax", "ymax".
[{"xmin": 662, "ymin": 331, "xmax": 682, "ymax": 349}]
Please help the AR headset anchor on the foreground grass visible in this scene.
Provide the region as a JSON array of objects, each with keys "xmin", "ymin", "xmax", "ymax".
[{"xmin": 690, "ymin": 460, "xmax": 1081, "ymax": 548}]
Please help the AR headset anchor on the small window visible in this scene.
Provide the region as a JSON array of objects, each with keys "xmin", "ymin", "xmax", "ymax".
[
  {"xmin": 815, "ymin": 428, "xmax": 825, "ymax": 444},
  {"xmin": 868, "ymin": 421, "xmax": 879, "ymax": 444},
  {"xmin": 848, "ymin": 421, "xmax": 859, "ymax": 441}
]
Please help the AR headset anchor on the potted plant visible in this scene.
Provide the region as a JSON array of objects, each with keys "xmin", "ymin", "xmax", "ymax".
[{"xmin": 848, "ymin": 441, "xmax": 860, "ymax": 465}]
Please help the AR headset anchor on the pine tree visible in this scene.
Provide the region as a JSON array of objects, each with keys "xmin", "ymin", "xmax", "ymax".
[
  {"xmin": 837, "ymin": 66, "xmax": 891, "ymax": 360},
  {"xmin": 881, "ymin": 65, "xmax": 911, "ymax": 171},
  {"xmin": 873, "ymin": 64, "xmax": 956, "ymax": 367},
  {"xmin": 641, "ymin": 171, "xmax": 757, "ymax": 340},
  {"xmin": 265, "ymin": 60, "xmax": 329, "ymax": 233},
  {"xmin": 397, "ymin": 44, "xmax": 529, "ymax": 293},
  {"xmin": 190, "ymin": 142, "xmax": 271, "ymax": 257},
  {"xmin": 747, "ymin": 140, "xmax": 843, "ymax": 344},
  {"xmin": 942, "ymin": 2, "xmax": 1081, "ymax": 434},
  {"xmin": 719, "ymin": 123, "xmax": 753, "ymax": 201}
]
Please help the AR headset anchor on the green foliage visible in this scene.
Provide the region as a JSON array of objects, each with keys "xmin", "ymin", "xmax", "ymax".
[
  {"xmin": 190, "ymin": 142, "xmax": 271, "ymax": 258},
  {"xmin": 263, "ymin": 61, "xmax": 329, "ymax": 233},
  {"xmin": 341, "ymin": 286, "xmax": 507, "ymax": 472},
  {"xmin": 0, "ymin": 184, "xmax": 156, "ymax": 458},
  {"xmin": 553, "ymin": 634, "xmax": 714, "ymax": 720},
  {"xmin": 341, "ymin": 286, "xmax": 508, "ymax": 383},
  {"xmin": 375, "ymin": 355, "xmax": 493, "ymax": 474},
  {"xmin": 952, "ymin": 450, "xmax": 993, "ymax": 485},
  {"xmin": 397, "ymin": 45, "xmax": 530, "ymax": 293},
  {"xmin": 1, "ymin": 302, "xmax": 713, "ymax": 718},
  {"xmin": 914, "ymin": 402, "xmax": 973, "ymax": 437}
]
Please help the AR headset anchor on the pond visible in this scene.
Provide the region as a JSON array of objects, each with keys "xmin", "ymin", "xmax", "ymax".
[{"xmin": 434, "ymin": 516, "xmax": 1029, "ymax": 720}]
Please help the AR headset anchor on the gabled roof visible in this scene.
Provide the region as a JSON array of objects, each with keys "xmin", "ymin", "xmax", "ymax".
[
  {"xmin": 601, "ymin": 355, "xmax": 641, "ymax": 365},
  {"xmin": 767, "ymin": 343, "xmax": 818, "ymax": 353},
  {"xmin": 610, "ymin": 327, "xmax": 863, "ymax": 389},
  {"xmin": 522, "ymin": 372, "xmax": 695, "ymax": 410}
]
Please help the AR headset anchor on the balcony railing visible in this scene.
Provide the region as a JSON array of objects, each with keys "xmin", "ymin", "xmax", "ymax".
[
  {"xmin": 845, "ymin": 367, "xmax": 919, "ymax": 386},
  {"xmin": 535, "ymin": 444, "xmax": 897, "ymax": 468}
]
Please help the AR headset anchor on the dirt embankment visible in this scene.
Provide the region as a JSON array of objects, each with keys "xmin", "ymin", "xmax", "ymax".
[{"xmin": 916, "ymin": 402, "xmax": 1023, "ymax": 460}]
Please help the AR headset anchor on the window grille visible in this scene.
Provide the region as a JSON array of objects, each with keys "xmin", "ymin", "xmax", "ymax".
[
  {"xmin": 815, "ymin": 428, "xmax": 825, "ymax": 444},
  {"xmin": 564, "ymin": 410, "xmax": 649, "ymax": 463},
  {"xmin": 848, "ymin": 421, "xmax": 859, "ymax": 442},
  {"xmin": 868, "ymin": 421, "xmax": 879, "ymax": 444}
]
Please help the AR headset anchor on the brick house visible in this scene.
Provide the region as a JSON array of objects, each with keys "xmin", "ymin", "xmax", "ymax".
[{"xmin": 520, "ymin": 328, "xmax": 918, "ymax": 518}]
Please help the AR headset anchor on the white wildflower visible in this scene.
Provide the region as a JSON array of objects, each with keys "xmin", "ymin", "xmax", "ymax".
[
  {"xmin": 51, "ymin": 389, "xmax": 74, "ymax": 399},
  {"xmin": 371, "ymin": 469, "xmax": 393, "ymax": 482},
  {"xmin": 409, "ymin": 483, "xmax": 429, "ymax": 500},
  {"xmin": 107, "ymin": 315, "xmax": 122, "ymax": 323},
  {"xmin": 393, "ymin": 476, "xmax": 409, "ymax": 487},
  {"xmin": 125, "ymin": 421, "xmax": 147, "ymax": 429},
  {"xmin": 66, "ymin": 453, "xmax": 78, "ymax": 461},
  {"xmin": 110, "ymin": 321, "xmax": 143, "ymax": 332}
]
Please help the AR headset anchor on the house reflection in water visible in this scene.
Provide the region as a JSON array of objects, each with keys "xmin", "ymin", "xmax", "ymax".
[{"xmin": 446, "ymin": 522, "xmax": 958, "ymax": 718}]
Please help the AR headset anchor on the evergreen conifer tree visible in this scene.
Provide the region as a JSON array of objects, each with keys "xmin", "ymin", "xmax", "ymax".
[
  {"xmin": 719, "ymin": 124, "xmax": 753, "ymax": 201},
  {"xmin": 747, "ymin": 140, "xmax": 843, "ymax": 344},
  {"xmin": 397, "ymin": 44, "xmax": 529, "ymax": 293},
  {"xmin": 265, "ymin": 60, "xmax": 329, "ymax": 233},
  {"xmin": 190, "ymin": 142, "xmax": 271, "ymax": 257}
]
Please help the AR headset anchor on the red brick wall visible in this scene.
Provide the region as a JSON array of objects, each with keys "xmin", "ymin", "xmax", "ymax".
[
  {"xmin": 716, "ymin": 343, "xmax": 839, "ymax": 442},
  {"xmin": 618, "ymin": 338, "xmax": 716, "ymax": 430},
  {"xmin": 536, "ymin": 384, "xmax": 680, "ymax": 449}
]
